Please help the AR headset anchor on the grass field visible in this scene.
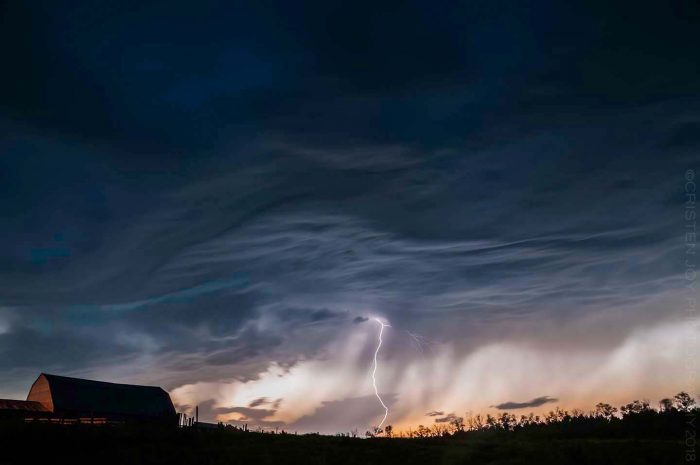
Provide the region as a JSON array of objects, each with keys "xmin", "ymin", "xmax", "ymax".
[{"xmin": 2, "ymin": 424, "xmax": 687, "ymax": 465}]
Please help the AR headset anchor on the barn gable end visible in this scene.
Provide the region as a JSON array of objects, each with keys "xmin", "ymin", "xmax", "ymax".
[{"xmin": 27, "ymin": 373, "xmax": 53, "ymax": 411}]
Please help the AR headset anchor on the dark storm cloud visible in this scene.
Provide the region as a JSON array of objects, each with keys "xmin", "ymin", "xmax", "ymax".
[
  {"xmin": 183, "ymin": 399, "xmax": 284, "ymax": 427},
  {"xmin": 206, "ymin": 396, "xmax": 398, "ymax": 433},
  {"xmin": 248, "ymin": 397, "xmax": 269, "ymax": 408},
  {"xmin": 214, "ymin": 406, "xmax": 277, "ymax": 421},
  {"xmin": 426, "ymin": 410, "xmax": 462, "ymax": 424},
  {"xmin": 664, "ymin": 121, "xmax": 700, "ymax": 149},
  {"xmin": 435, "ymin": 414, "xmax": 459, "ymax": 424},
  {"xmin": 353, "ymin": 317, "xmax": 369, "ymax": 324},
  {"xmin": 289, "ymin": 395, "xmax": 398, "ymax": 434},
  {"xmin": 0, "ymin": 0, "xmax": 697, "ymax": 411},
  {"xmin": 493, "ymin": 396, "xmax": 558, "ymax": 410},
  {"xmin": 247, "ymin": 397, "xmax": 283, "ymax": 409}
]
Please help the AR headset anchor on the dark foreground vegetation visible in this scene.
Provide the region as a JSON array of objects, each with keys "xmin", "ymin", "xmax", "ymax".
[{"xmin": 3, "ymin": 392, "xmax": 696, "ymax": 465}]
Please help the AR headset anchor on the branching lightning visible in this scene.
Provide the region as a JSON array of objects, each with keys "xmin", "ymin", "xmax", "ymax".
[
  {"xmin": 371, "ymin": 317, "xmax": 390, "ymax": 429},
  {"xmin": 405, "ymin": 330, "xmax": 438, "ymax": 356}
]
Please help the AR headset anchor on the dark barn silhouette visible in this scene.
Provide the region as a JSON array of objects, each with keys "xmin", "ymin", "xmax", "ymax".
[{"xmin": 1, "ymin": 373, "xmax": 177, "ymax": 426}]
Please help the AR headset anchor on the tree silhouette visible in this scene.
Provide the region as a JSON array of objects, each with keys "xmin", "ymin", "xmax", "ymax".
[
  {"xmin": 594, "ymin": 402, "xmax": 617, "ymax": 420},
  {"xmin": 449, "ymin": 416, "xmax": 465, "ymax": 433},
  {"xmin": 620, "ymin": 399, "xmax": 651, "ymax": 415},
  {"xmin": 673, "ymin": 391, "xmax": 696, "ymax": 411},
  {"xmin": 658, "ymin": 398, "xmax": 674, "ymax": 412}
]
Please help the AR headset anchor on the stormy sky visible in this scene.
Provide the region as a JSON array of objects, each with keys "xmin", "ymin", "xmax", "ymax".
[{"xmin": 1, "ymin": 1, "xmax": 698, "ymax": 432}]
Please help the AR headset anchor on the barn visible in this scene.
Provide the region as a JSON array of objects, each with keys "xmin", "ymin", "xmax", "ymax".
[
  {"xmin": 0, "ymin": 373, "xmax": 177, "ymax": 426},
  {"xmin": 0, "ymin": 398, "xmax": 49, "ymax": 422}
]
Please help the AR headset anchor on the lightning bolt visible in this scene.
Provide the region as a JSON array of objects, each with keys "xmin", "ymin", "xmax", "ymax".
[{"xmin": 371, "ymin": 317, "xmax": 390, "ymax": 429}]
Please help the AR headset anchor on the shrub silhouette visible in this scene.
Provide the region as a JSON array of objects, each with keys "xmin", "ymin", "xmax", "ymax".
[{"xmin": 394, "ymin": 392, "xmax": 697, "ymax": 441}]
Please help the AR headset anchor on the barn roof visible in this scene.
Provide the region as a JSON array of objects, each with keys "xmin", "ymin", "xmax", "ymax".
[
  {"xmin": 28, "ymin": 374, "xmax": 175, "ymax": 418},
  {"xmin": 0, "ymin": 399, "xmax": 48, "ymax": 412}
]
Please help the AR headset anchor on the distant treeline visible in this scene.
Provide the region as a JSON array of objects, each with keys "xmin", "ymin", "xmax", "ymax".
[{"xmin": 363, "ymin": 391, "xmax": 698, "ymax": 440}]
